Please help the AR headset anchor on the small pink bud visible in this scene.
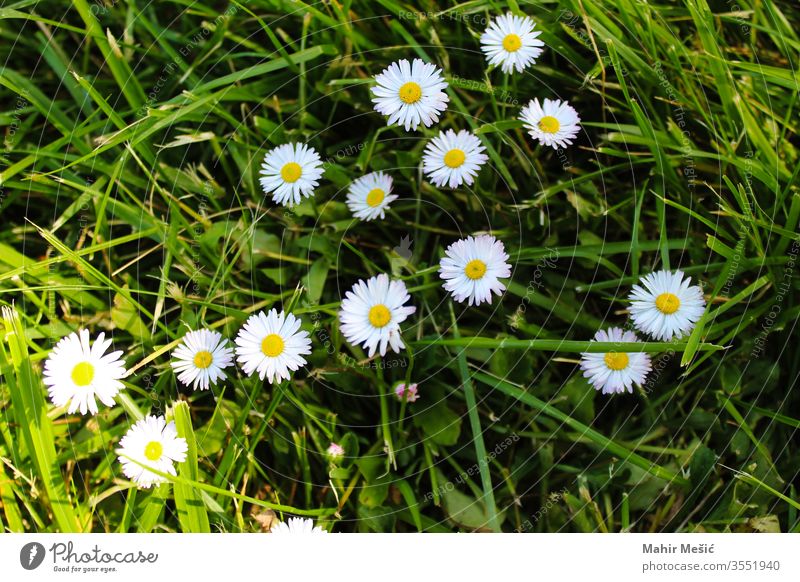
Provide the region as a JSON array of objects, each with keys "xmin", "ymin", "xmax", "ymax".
[
  {"xmin": 394, "ymin": 383, "xmax": 419, "ymax": 403},
  {"xmin": 326, "ymin": 442, "xmax": 345, "ymax": 459}
]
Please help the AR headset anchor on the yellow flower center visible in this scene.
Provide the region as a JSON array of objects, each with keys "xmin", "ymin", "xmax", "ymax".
[
  {"xmin": 144, "ymin": 441, "xmax": 163, "ymax": 462},
  {"xmin": 280, "ymin": 162, "xmax": 302, "ymax": 183},
  {"xmin": 655, "ymin": 292, "xmax": 681, "ymax": 314},
  {"xmin": 538, "ymin": 116, "xmax": 561, "ymax": 134},
  {"xmin": 502, "ymin": 33, "xmax": 522, "ymax": 52},
  {"xmin": 71, "ymin": 361, "xmax": 95, "ymax": 386},
  {"xmin": 464, "ymin": 259, "xmax": 487, "ymax": 280},
  {"xmin": 193, "ymin": 350, "xmax": 213, "ymax": 369},
  {"xmin": 261, "ymin": 334, "xmax": 285, "ymax": 357},
  {"xmin": 368, "ymin": 304, "xmax": 391, "ymax": 328},
  {"xmin": 366, "ymin": 188, "xmax": 385, "ymax": 208},
  {"xmin": 398, "ymin": 81, "xmax": 422, "ymax": 104},
  {"xmin": 604, "ymin": 352, "xmax": 629, "ymax": 371},
  {"xmin": 444, "ymin": 148, "xmax": 466, "ymax": 168}
]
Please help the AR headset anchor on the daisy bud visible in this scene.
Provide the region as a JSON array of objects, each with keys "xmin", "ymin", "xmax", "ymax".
[
  {"xmin": 326, "ymin": 442, "xmax": 345, "ymax": 461},
  {"xmin": 394, "ymin": 382, "xmax": 419, "ymax": 403}
]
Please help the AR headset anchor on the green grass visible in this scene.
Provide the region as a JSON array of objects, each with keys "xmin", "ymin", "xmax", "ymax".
[{"xmin": 0, "ymin": 0, "xmax": 798, "ymax": 533}]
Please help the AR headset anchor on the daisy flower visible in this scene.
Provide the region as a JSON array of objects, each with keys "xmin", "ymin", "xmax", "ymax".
[
  {"xmin": 580, "ymin": 327, "xmax": 652, "ymax": 395},
  {"xmin": 43, "ymin": 329, "xmax": 126, "ymax": 415},
  {"xmin": 520, "ymin": 98, "xmax": 581, "ymax": 149},
  {"xmin": 394, "ymin": 382, "xmax": 419, "ymax": 403},
  {"xmin": 271, "ymin": 517, "xmax": 328, "ymax": 535},
  {"xmin": 170, "ymin": 329, "xmax": 234, "ymax": 391},
  {"xmin": 117, "ymin": 415, "xmax": 188, "ymax": 488},
  {"xmin": 346, "ymin": 171, "xmax": 398, "ymax": 221},
  {"xmin": 422, "ymin": 129, "xmax": 488, "ymax": 189},
  {"xmin": 371, "ymin": 58, "xmax": 449, "ymax": 131},
  {"xmin": 339, "ymin": 274, "xmax": 416, "ymax": 357},
  {"xmin": 628, "ymin": 270, "xmax": 706, "ymax": 341},
  {"xmin": 439, "ymin": 235, "xmax": 512, "ymax": 306},
  {"xmin": 480, "ymin": 12, "xmax": 545, "ymax": 74},
  {"xmin": 259, "ymin": 143, "xmax": 324, "ymax": 206},
  {"xmin": 235, "ymin": 309, "xmax": 312, "ymax": 384}
]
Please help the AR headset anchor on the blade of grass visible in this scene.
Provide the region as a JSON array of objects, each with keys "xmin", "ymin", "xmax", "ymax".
[
  {"xmin": 412, "ymin": 337, "xmax": 724, "ymax": 353},
  {"xmin": 0, "ymin": 306, "xmax": 81, "ymax": 531},
  {"xmin": 172, "ymin": 401, "xmax": 211, "ymax": 533},
  {"xmin": 449, "ymin": 304, "xmax": 500, "ymax": 532},
  {"xmin": 136, "ymin": 484, "xmax": 168, "ymax": 533},
  {"xmin": 472, "ymin": 370, "xmax": 690, "ymax": 486}
]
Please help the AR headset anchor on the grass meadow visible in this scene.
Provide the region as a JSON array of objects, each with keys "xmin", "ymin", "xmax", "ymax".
[{"xmin": 0, "ymin": 0, "xmax": 798, "ymax": 533}]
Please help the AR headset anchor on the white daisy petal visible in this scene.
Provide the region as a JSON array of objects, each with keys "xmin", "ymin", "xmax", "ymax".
[
  {"xmin": 234, "ymin": 309, "xmax": 312, "ymax": 384},
  {"xmin": 117, "ymin": 415, "xmax": 188, "ymax": 489},
  {"xmin": 339, "ymin": 274, "xmax": 415, "ymax": 357},
  {"xmin": 43, "ymin": 329, "xmax": 127, "ymax": 415},
  {"xmin": 519, "ymin": 97, "xmax": 581, "ymax": 149},
  {"xmin": 371, "ymin": 58, "xmax": 449, "ymax": 131},
  {"xmin": 271, "ymin": 517, "xmax": 327, "ymax": 535},
  {"xmin": 580, "ymin": 327, "xmax": 652, "ymax": 395},
  {"xmin": 422, "ymin": 129, "xmax": 488, "ymax": 189},
  {"xmin": 480, "ymin": 12, "xmax": 545, "ymax": 74},
  {"xmin": 259, "ymin": 143, "xmax": 324, "ymax": 206},
  {"xmin": 628, "ymin": 270, "xmax": 706, "ymax": 341},
  {"xmin": 439, "ymin": 235, "xmax": 511, "ymax": 306},
  {"xmin": 170, "ymin": 329, "xmax": 234, "ymax": 391},
  {"xmin": 346, "ymin": 171, "xmax": 398, "ymax": 221}
]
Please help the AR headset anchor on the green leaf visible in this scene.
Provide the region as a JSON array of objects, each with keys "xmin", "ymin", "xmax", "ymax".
[
  {"xmin": 689, "ymin": 444, "xmax": 717, "ymax": 489},
  {"xmin": 440, "ymin": 483, "xmax": 502, "ymax": 531},
  {"xmin": 393, "ymin": 479, "xmax": 423, "ymax": 532},
  {"xmin": 358, "ymin": 477, "xmax": 390, "ymax": 509},
  {"xmin": 356, "ymin": 505, "xmax": 395, "ymax": 532},
  {"xmin": 194, "ymin": 398, "xmax": 240, "ymax": 457},
  {"xmin": 111, "ymin": 288, "xmax": 149, "ymax": 342},
  {"xmin": 412, "ymin": 400, "xmax": 462, "ymax": 446},
  {"xmin": 303, "ymin": 257, "xmax": 330, "ymax": 304}
]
